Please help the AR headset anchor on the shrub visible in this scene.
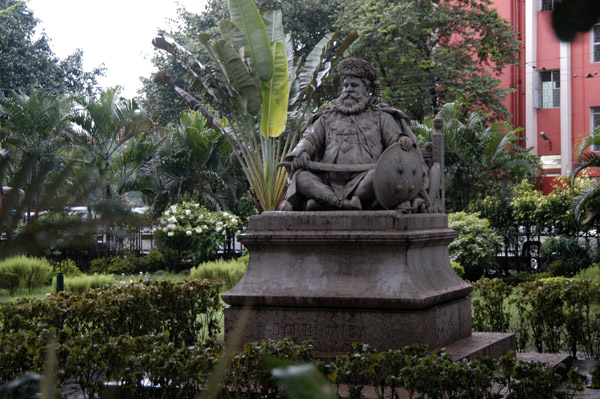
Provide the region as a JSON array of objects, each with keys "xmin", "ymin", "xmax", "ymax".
[
  {"xmin": 451, "ymin": 261, "xmax": 464, "ymax": 277},
  {"xmin": 89, "ymin": 257, "xmax": 110, "ymax": 274},
  {"xmin": 448, "ymin": 212, "xmax": 503, "ymax": 281},
  {"xmin": 472, "ymin": 278, "xmax": 512, "ymax": 332},
  {"xmin": 574, "ymin": 264, "xmax": 600, "ymax": 284},
  {"xmin": 12, "ymin": 212, "xmax": 96, "ymax": 261},
  {"xmin": 142, "ymin": 248, "xmax": 166, "ymax": 272},
  {"xmin": 89, "ymin": 254, "xmax": 140, "ymax": 274},
  {"xmin": 0, "ymin": 278, "xmax": 223, "ymax": 346},
  {"xmin": 0, "ymin": 255, "xmax": 52, "ymax": 293},
  {"xmin": 511, "ymin": 279, "xmax": 600, "ymax": 358},
  {"xmin": 51, "ymin": 258, "xmax": 82, "ymax": 277},
  {"xmin": 154, "ymin": 202, "xmax": 241, "ymax": 265},
  {"xmin": 0, "ymin": 270, "xmax": 20, "ymax": 294},
  {"xmin": 52, "ymin": 274, "xmax": 115, "ymax": 293},
  {"xmin": 502, "ymin": 271, "xmax": 551, "ymax": 286},
  {"xmin": 190, "ymin": 256, "xmax": 248, "ymax": 290},
  {"xmin": 541, "ymin": 236, "xmax": 593, "ymax": 276}
]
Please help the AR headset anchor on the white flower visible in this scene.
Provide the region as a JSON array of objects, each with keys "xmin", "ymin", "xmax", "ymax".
[
  {"xmin": 186, "ymin": 230, "xmax": 192, "ymax": 236},
  {"xmin": 160, "ymin": 219, "xmax": 167, "ymax": 225},
  {"xmin": 167, "ymin": 231, "xmax": 174, "ymax": 237},
  {"xmin": 168, "ymin": 216, "xmax": 177, "ymax": 224},
  {"xmin": 185, "ymin": 209, "xmax": 191, "ymax": 216},
  {"xmin": 195, "ymin": 227, "xmax": 203, "ymax": 234},
  {"xmin": 216, "ymin": 226, "xmax": 223, "ymax": 233}
]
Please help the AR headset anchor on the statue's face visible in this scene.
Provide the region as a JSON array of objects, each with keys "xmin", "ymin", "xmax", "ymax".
[{"xmin": 339, "ymin": 76, "xmax": 369, "ymax": 107}]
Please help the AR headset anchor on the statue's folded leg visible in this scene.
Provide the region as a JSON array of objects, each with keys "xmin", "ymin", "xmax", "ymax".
[{"xmin": 296, "ymin": 170, "xmax": 341, "ymax": 207}]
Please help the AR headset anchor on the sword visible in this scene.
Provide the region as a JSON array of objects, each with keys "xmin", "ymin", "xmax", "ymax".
[{"xmin": 277, "ymin": 161, "xmax": 376, "ymax": 173}]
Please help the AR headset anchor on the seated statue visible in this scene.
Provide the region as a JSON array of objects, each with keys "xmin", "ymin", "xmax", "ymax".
[{"xmin": 280, "ymin": 58, "xmax": 442, "ymax": 213}]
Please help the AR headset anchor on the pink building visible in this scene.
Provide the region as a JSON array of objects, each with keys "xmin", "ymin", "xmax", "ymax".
[{"xmin": 494, "ymin": 0, "xmax": 600, "ymax": 193}]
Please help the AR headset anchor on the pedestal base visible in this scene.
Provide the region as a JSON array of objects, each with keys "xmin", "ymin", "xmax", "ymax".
[
  {"xmin": 225, "ymin": 297, "xmax": 472, "ymax": 353},
  {"xmin": 223, "ymin": 211, "xmax": 482, "ymax": 354}
]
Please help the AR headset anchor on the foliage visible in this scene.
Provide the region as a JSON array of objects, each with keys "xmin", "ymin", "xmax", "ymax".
[
  {"xmin": 148, "ymin": 110, "xmax": 244, "ymax": 213},
  {"xmin": 141, "ymin": 0, "xmax": 342, "ymax": 125},
  {"xmin": 0, "ymin": 0, "xmax": 102, "ymax": 96},
  {"xmin": 0, "ymin": 255, "xmax": 52, "ymax": 294},
  {"xmin": 511, "ymin": 279, "xmax": 600, "ymax": 358},
  {"xmin": 337, "ymin": 0, "xmax": 521, "ymax": 121},
  {"xmin": 451, "ymin": 261, "xmax": 464, "ymax": 278},
  {"xmin": 570, "ymin": 129, "xmax": 600, "ymax": 227},
  {"xmin": 190, "ymin": 255, "xmax": 248, "ymax": 290},
  {"xmin": 592, "ymin": 362, "xmax": 600, "ymax": 389},
  {"xmin": 0, "ymin": 329, "xmax": 588, "ymax": 398},
  {"xmin": 574, "ymin": 264, "xmax": 600, "ymax": 284},
  {"xmin": 0, "ymin": 278, "xmax": 223, "ymax": 345},
  {"xmin": 413, "ymin": 102, "xmax": 540, "ymax": 212},
  {"xmin": 89, "ymin": 250, "xmax": 166, "ymax": 274},
  {"xmin": 472, "ymin": 278, "xmax": 513, "ymax": 333},
  {"xmin": 152, "ymin": 0, "xmax": 357, "ymax": 211},
  {"xmin": 72, "ymin": 86, "xmax": 153, "ymax": 202},
  {"xmin": 50, "ymin": 259, "xmax": 82, "ymax": 277},
  {"xmin": 13, "ymin": 212, "xmax": 96, "ymax": 261},
  {"xmin": 155, "ymin": 201, "xmax": 241, "ymax": 265},
  {"xmin": 143, "ymin": 249, "xmax": 167, "ymax": 272},
  {"xmin": 448, "ymin": 212, "xmax": 503, "ymax": 281},
  {"xmin": 541, "ymin": 236, "xmax": 593, "ymax": 277},
  {"xmin": 52, "ymin": 274, "xmax": 115, "ymax": 293}
]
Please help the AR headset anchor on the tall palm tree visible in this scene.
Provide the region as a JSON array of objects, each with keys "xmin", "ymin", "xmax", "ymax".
[
  {"xmin": 570, "ymin": 131, "xmax": 600, "ymax": 226},
  {"xmin": 73, "ymin": 87, "xmax": 152, "ymax": 201},
  {"xmin": 0, "ymin": 90, "xmax": 76, "ymax": 216}
]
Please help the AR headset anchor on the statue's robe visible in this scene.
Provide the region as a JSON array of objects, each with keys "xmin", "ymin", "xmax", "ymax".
[{"xmin": 282, "ymin": 104, "xmax": 417, "ymax": 210}]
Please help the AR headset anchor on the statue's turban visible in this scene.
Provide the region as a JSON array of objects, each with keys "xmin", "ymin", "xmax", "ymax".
[{"xmin": 338, "ymin": 58, "xmax": 378, "ymax": 82}]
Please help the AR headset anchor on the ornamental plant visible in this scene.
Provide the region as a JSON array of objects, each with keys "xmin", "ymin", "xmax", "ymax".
[
  {"xmin": 448, "ymin": 212, "xmax": 503, "ymax": 281},
  {"xmin": 152, "ymin": 0, "xmax": 357, "ymax": 211},
  {"xmin": 155, "ymin": 201, "xmax": 242, "ymax": 265}
]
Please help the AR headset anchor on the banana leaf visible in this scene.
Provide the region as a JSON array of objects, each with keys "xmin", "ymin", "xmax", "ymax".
[
  {"xmin": 228, "ymin": 0, "xmax": 273, "ymax": 82},
  {"xmin": 260, "ymin": 42, "xmax": 289, "ymax": 137}
]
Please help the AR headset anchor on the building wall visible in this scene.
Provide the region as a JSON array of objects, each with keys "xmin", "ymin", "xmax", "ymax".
[{"xmin": 493, "ymin": 0, "xmax": 600, "ymax": 194}]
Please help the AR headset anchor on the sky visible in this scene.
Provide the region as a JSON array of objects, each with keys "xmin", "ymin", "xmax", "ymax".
[{"xmin": 27, "ymin": 0, "xmax": 208, "ymax": 98}]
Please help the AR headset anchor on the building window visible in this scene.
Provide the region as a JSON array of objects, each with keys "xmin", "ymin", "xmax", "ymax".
[
  {"xmin": 540, "ymin": 0, "xmax": 553, "ymax": 11},
  {"xmin": 593, "ymin": 25, "xmax": 600, "ymax": 62},
  {"xmin": 540, "ymin": 70, "xmax": 560, "ymax": 109},
  {"xmin": 592, "ymin": 107, "xmax": 600, "ymax": 151}
]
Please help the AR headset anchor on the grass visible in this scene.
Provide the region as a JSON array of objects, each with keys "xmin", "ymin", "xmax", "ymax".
[
  {"xmin": 190, "ymin": 256, "xmax": 248, "ymax": 291},
  {"xmin": 0, "ymin": 256, "xmax": 248, "ymax": 302}
]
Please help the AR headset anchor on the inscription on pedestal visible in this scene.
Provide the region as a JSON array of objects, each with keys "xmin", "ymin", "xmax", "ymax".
[{"xmin": 269, "ymin": 322, "xmax": 367, "ymax": 342}]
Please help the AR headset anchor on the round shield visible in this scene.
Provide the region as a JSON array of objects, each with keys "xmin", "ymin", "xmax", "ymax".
[{"xmin": 374, "ymin": 143, "xmax": 424, "ymax": 209}]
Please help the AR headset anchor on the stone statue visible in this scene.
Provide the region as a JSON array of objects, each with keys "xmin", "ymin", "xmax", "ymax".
[{"xmin": 280, "ymin": 58, "xmax": 442, "ymax": 212}]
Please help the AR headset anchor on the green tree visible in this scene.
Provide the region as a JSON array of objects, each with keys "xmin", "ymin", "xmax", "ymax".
[
  {"xmin": 73, "ymin": 87, "xmax": 152, "ymax": 202},
  {"xmin": 0, "ymin": 90, "xmax": 76, "ymax": 217},
  {"xmin": 148, "ymin": 110, "xmax": 244, "ymax": 213},
  {"xmin": 0, "ymin": 0, "xmax": 103, "ymax": 96},
  {"xmin": 412, "ymin": 102, "xmax": 539, "ymax": 212},
  {"xmin": 337, "ymin": 0, "xmax": 520, "ymax": 121}
]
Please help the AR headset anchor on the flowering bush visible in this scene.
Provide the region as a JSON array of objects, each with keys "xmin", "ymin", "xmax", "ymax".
[{"xmin": 155, "ymin": 202, "xmax": 242, "ymax": 265}]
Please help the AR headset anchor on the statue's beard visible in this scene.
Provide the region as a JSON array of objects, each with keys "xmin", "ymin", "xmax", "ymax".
[{"xmin": 333, "ymin": 92, "xmax": 371, "ymax": 114}]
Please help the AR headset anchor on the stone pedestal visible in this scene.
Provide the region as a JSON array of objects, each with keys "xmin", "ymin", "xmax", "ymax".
[{"xmin": 222, "ymin": 211, "xmax": 481, "ymax": 353}]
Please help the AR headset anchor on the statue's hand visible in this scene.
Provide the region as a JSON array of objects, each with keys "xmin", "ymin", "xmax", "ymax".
[
  {"xmin": 292, "ymin": 151, "xmax": 310, "ymax": 171},
  {"xmin": 398, "ymin": 136, "xmax": 414, "ymax": 151}
]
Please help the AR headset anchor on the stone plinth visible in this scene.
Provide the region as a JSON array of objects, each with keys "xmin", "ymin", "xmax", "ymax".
[{"xmin": 222, "ymin": 211, "xmax": 474, "ymax": 353}]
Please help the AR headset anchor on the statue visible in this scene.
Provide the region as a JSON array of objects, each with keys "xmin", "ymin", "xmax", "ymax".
[{"xmin": 280, "ymin": 58, "xmax": 442, "ymax": 212}]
